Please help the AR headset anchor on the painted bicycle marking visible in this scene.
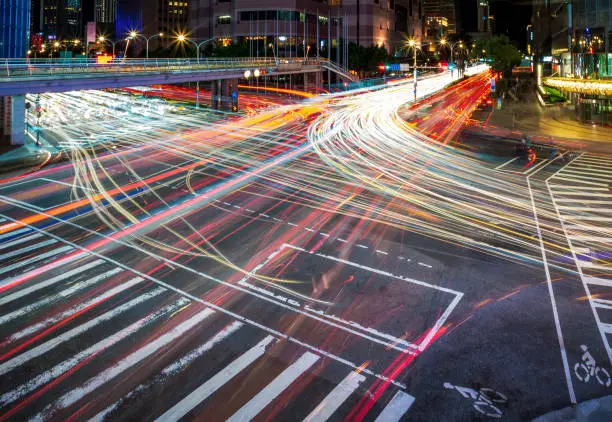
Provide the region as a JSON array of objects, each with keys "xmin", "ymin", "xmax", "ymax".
[
  {"xmin": 444, "ymin": 382, "xmax": 507, "ymax": 418},
  {"xmin": 574, "ymin": 344, "xmax": 611, "ymax": 387}
]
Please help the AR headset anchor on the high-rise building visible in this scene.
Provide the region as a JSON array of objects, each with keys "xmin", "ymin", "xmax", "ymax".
[
  {"xmin": 95, "ymin": 0, "xmax": 115, "ymax": 23},
  {"xmin": 477, "ymin": 0, "xmax": 491, "ymax": 33},
  {"xmin": 422, "ymin": 0, "xmax": 456, "ymax": 38},
  {"xmin": 532, "ymin": 0, "xmax": 611, "ymax": 77},
  {"xmin": 42, "ymin": 0, "xmax": 82, "ymax": 40},
  {"xmin": 392, "ymin": 0, "xmax": 423, "ymax": 53},
  {"xmin": 1, "ymin": 0, "xmax": 31, "ymax": 57},
  {"xmin": 189, "ymin": 0, "xmax": 421, "ymax": 55}
]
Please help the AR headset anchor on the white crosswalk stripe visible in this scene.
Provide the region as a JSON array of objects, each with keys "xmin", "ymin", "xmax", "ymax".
[
  {"xmin": 304, "ymin": 371, "xmax": 366, "ymax": 422},
  {"xmin": 0, "ymin": 253, "xmax": 413, "ymax": 421},
  {"xmin": 155, "ymin": 335, "xmax": 276, "ymax": 422},
  {"xmin": 227, "ymin": 351, "xmax": 320, "ymax": 422},
  {"xmin": 0, "ymin": 267, "xmax": 123, "ymax": 326},
  {"xmin": 36, "ymin": 308, "xmax": 214, "ymax": 420},
  {"xmin": 0, "ymin": 298, "xmax": 190, "ymax": 408},
  {"xmin": 0, "ymin": 245, "xmax": 73, "ymax": 281},
  {"xmin": 549, "ymin": 153, "xmax": 612, "ymax": 367},
  {"xmin": 373, "ymin": 391, "xmax": 416, "ymax": 422},
  {"xmin": 0, "ymin": 284, "xmax": 162, "ymax": 377}
]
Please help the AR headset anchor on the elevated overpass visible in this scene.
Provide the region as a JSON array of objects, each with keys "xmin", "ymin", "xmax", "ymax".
[
  {"xmin": 0, "ymin": 57, "xmax": 355, "ymax": 146},
  {"xmin": 0, "ymin": 57, "xmax": 356, "ymax": 96}
]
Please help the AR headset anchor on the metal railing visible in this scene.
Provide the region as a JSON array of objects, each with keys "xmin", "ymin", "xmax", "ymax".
[{"xmin": 0, "ymin": 57, "xmax": 353, "ymax": 80}]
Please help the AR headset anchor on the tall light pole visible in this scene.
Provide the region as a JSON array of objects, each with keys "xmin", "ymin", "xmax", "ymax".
[
  {"xmin": 408, "ymin": 39, "xmax": 418, "ymax": 102},
  {"xmin": 129, "ymin": 31, "xmax": 164, "ymax": 59},
  {"xmin": 98, "ymin": 36, "xmax": 122, "ymax": 57},
  {"xmin": 177, "ymin": 35, "xmax": 217, "ymax": 109},
  {"xmin": 177, "ymin": 34, "xmax": 216, "ymax": 62}
]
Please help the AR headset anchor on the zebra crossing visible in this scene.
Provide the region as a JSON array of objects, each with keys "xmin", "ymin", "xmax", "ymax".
[
  {"xmin": 0, "ymin": 228, "xmax": 415, "ymax": 421},
  {"xmin": 548, "ymin": 153, "xmax": 612, "ymax": 365}
]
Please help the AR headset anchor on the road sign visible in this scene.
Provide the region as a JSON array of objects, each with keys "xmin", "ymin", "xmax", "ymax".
[{"xmin": 490, "ymin": 78, "xmax": 496, "ymax": 92}]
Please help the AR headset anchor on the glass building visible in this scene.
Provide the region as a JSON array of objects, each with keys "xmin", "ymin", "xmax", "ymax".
[{"xmin": 1, "ymin": 0, "xmax": 31, "ymax": 57}]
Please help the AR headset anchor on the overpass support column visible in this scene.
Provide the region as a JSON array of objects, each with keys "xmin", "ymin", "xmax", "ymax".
[
  {"xmin": 304, "ymin": 72, "xmax": 322, "ymax": 93},
  {"xmin": 211, "ymin": 79, "xmax": 239, "ymax": 112},
  {"xmin": 0, "ymin": 95, "xmax": 26, "ymax": 147}
]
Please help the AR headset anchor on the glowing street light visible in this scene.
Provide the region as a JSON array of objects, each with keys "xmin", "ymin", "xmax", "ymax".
[
  {"xmin": 253, "ymin": 69, "xmax": 261, "ymax": 77},
  {"xmin": 129, "ymin": 31, "xmax": 164, "ymax": 59},
  {"xmin": 244, "ymin": 69, "xmax": 252, "ymax": 79}
]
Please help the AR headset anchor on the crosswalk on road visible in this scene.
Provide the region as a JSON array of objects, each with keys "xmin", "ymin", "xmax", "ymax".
[
  {"xmin": 0, "ymin": 227, "xmax": 415, "ymax": 421},
  {"xmin": 548, "ymin": 153, "xmax": 612, "ymax": 366}
]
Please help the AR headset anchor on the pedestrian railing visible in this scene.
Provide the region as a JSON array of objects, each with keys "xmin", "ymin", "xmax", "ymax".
[{"xmin": 0, "ymin": 57, "xmax": 355, "ymax": 81}]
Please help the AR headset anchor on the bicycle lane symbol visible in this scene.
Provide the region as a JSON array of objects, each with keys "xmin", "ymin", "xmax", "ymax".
[
  {"xmin": 444, "ymin": 382, "xmax": 508, "ymax": 418},
  {"xmin": 574, "ymin": 344, "xmax": 611, "ymax": 387}
]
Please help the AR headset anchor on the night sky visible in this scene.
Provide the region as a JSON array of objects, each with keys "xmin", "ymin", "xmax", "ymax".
[{"xmin": 456, "ymin": 0, "xmax": 532, "ymax": 50}]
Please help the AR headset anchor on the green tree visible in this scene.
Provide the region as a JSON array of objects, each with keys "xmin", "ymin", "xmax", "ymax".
[{"xmin": 483, "ymin": 35, "xmax": 522, "ymax": 72}]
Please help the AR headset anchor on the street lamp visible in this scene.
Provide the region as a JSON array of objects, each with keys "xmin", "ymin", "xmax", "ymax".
[
  {"xmin": 128, "ymin": 31, "xmax": 164, "ymax": 59},
  {"xmin": 268, "ymin": 43, "xmax": 278, "ymax": 65},
  {"xmin": 176, "ymin": 34, "xmax": 216, "ymax": 61},
  {"xmin": 407, "ymin": 39, "xmax": 419, "ymax": 101},
  {"xmin": 98, "ymin": 36, "xmax": 124, "ymax": 57}
]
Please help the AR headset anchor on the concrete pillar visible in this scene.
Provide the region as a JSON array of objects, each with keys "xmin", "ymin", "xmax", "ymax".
[
  {"xmin": 221, "ymin": 78, "xmax": 239, "ymax": 112},
  {"xmin": 304, "ymin": 72, "xmax": 322, "ymax": 93},
  {"xmin": 211, "ymin": 80, "xmax": 222, "ymax": 110},
  {"xmin": 0, "ymin": 95, "xmax": 26, "ymax": 147}
]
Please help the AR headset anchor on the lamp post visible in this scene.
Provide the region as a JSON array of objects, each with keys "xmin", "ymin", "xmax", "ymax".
[
  {"xmin": 129, "ymin": 31, "xmax": 164, "ymax": 59},
  {"xmin": 408, "ymin": 39, "xmax": 419, "ymax": 101},
  {"xmin": 177, "ymin": 34, "xmax": 216, "ymax": 61},
  {"xmin": 440, "ymin": 39, "xmax": 464, "ymax": 78},
  {"xmin": 98, "ymin": 36, "xmax": 121, "ymax": 57},
  {"xmin": 177, "ymin": 35, "xmax": 218, "ymax": 109},
  {"xmin": 269, "ymin": 43, "xmax": 278, "ymax": 65}
]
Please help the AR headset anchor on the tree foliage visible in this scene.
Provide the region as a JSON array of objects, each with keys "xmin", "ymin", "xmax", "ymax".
[
  {"xmin": 483, "ymin": 35, "xmax": 522, "ymax": 72},
  {"xmin": 348, "ymin": 42, "xmax": 389, "ymax": 72}
]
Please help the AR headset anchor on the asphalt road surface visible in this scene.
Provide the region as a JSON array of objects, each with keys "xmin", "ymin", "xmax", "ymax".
[{"xmin": 0, "ymin": 68, "xmax": 611, "ymax": 421}]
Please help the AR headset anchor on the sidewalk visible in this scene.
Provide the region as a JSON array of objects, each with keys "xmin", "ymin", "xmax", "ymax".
[
  {"xmin": 0, "ymin": 133, "xmax": 60, "ymax": 174},
  {"xmin": 472, "ymin": 91, "xmax": 612, "ymax": 154},
  {"xmin": 532, "ymin": 395, "xmax": 612, "ymax": 422}
]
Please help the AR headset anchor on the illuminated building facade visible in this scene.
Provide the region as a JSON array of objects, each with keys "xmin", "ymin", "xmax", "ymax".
[
  {"xmin": 1, "ymin": 0, "xmax": 31, "ymax": 57},
  {"xmin": 422, "ymin": 0, "xmax": 455, "ymax": 39},
  {"xmin": 42, "ymin": 0, "xmax": 82, "ymax": 40}
]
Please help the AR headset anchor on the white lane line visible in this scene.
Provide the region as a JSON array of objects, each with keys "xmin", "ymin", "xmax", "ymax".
[
  {"xmin": 288, "ymin": 222, "xmax": 298, "ymax": 227},
  {"xmin": 356, "ymin": 244, "xmax": 368, "ymax": 249},
  {"xmin": 584, "ymin": 277, "xmax": 612, "ymax": 287},
  {"xmin": 305, "ymin": 228, "xmax": 316, "ymax": 232},
  {"xmin": 599, "ymin": 323, "xmax": 612, "ymax": 334},
  {"xmin": 260, "ymin": 213, "xmax": 270, "ymax": 218},
  {"xmin": 576, "ymin": 261, "xmax": 611, "ymax": 271},
  {"xmin": 568, "ymin": 235, "xmax": 612, "ymax": 243},
  {"xmin": 92, "ymin": 321, "xmax": 243, "ymax": 422},
  {"xmin": 549, "ymin": 185, "xmax": 609, "ymax": 191},
  {"xmin": 565, "ymin": 216, "xmax": 612, "ymax": 222},
  {"xmin": 227, "ymin": 351, "xmax": 320, "ymax": 422},
  {"xmin": 38, "ymin": 308, "xmax": 214, "ymax": 419},
  {"xmin": 154, "ymin": 335, "xmax": 276, "ymax": 422},
  {"xmin": 526, "ymin": 178, "xmax": 576, "ymax": 404},
  {"xmin": 418, "ymin": 262, "xmax": 432, "ymax": 268},
  {"xmin": 376, "ymin": 250, "xmax": 388, "ymax": 255},
  {"xmin": 319, "ymin": 232, "xmax": 330, "ymax": 237},
  {"xmin": 373, "ymin": 390, "xmax": 415, "ymax": 422},
  {"xmin": 0, "ymin": 245, "xmax": 73, "ymax": 281},
  {"xmin": 303, "ymin": 371, "xmax": 366, "ymax": 422},
  {"xmin": 0, "ymin": 212, "xmax": 408, "ymax": 389},
  {"xmin": 555, "ymin": 199, "xmax": 612, "ymax": 205},
  {"xmin": 0, "ymin": 285, "xmax": 161, "ymax": 378},
  {"xmin": 556, "ymin": 206, "xmax": 612, "ymax": 212},
  {"xmin": 0, "ymin": 239, "xmax": 57, "ymax": 261},
  {"xmin": 0, "ymin": 228, "xmax": 31, "ymax": 242},
  {"xmin": 0, "ymin": 259, "xmax": 104, "ymax": 306},
  {"xmin": 592, "ymin": 299, "xmax": 612, "ymax": 310},
  {"xmin": 0, "ymin": 233, "xmax": 44, "ymax": 251},
  {"xmin": 0, "ymin": 298, "xmax": 190, "ymax": 408},
  {"xmin": 337, "ymin": 238, "xmax": 348, "ymax": 243},
  {"xmin": 0, "ymin": 267, "xmax": 123, "ymax": 326},
  {"xmin": 552, "ymin": 192, "xmax": 612, "ymax": 198},
  {"xmin": 494, "ymin": 156, "xmax": 519, "ymax": 170},
  {"xmin": 552, "ymin": 176, "xmax": 608, "ymax": 187},
  {"xmin": 3, "ymin": 276, "xmax": 147, "ymax": 344},
  {"xmin": 562, "ymin": 168, "xmax": 612, "ymax": 177}
]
